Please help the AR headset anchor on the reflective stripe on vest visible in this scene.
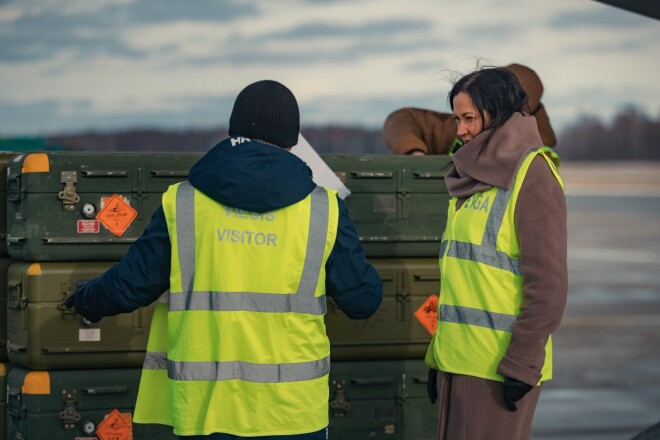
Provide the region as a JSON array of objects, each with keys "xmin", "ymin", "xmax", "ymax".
[
  {"xmin": 171, "ymin": 183, "xmax": 328, "ymax": 316},
  {"xmin": 143, "ymin": 351, "xmax": 330, "ymax": 383},
  {"xmin": 440, "ymin": 186, "xmax": 521, "ymax": 276},
  {"xmin": 440, "ymin": 304, "xmax": 516, "ymax": 333}
]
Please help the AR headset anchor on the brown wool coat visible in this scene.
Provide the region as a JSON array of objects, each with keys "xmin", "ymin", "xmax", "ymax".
[
  {"xmin": 383, "ymin": 107, "xmax": 457, "ymax": 155},
  {"xmin": 433, "ymin": 114, "xmax": 567, "ymax": 439},
  {"xmin": 435, "ymin": 371, "xmax": 542, "ymax": 440}
]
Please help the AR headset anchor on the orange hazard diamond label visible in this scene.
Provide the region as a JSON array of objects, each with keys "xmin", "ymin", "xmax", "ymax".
[
  {"xmin": 96, "ymin": 409, "xmax": 132, "ymax": 440},
  {"xmin": 414, "ymin": 295, "xmax": 439, "ymax": 335},
  {"xmin": 96, "ymin": 194, "xmax": 137, "ymax": 237}
]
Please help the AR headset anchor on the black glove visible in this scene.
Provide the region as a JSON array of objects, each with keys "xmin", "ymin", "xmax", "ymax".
[
  {"xmin": 63, "ymin": 280, "xmax": 101, "ymax": 323},
  {"xmin": 502, "ymin": 377, "xmax": 533, "ymax": 412},
  {"xmin": 63, "ymin": 279, "xmax": 87, "ymax": 309},
  {"xmin": 427, "ymin": 368, "xmax": 438, "ymax": 404}
]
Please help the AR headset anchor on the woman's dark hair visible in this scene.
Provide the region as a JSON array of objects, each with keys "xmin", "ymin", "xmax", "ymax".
[{"xmin": 449, "ymin": 67, "xmax": 529, "ymax": 134}]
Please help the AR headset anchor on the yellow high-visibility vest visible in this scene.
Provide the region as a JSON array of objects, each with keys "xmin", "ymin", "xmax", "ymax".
[
  {"xmin": 539, "ymin": 145, "xmax": 561, "ymax": 169},
  {"xmin": 425, "ymin": 150, "xmax": 563, "ymax": 383},
  {"xmin": 134, "ymin": 182, "xmax": 339, "ymax": 436}
]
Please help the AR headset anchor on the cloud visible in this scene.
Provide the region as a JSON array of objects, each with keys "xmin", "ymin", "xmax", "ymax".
[
  {"xmin": 263, "ymin": 18, "xmax": 432, "ymax": 40},
  {"xmin": 459, "ymin": 23, "xmax": 522, "ymax": 41},
  {"xmin": 195, "ymin": 36, "xmax": 440, "ymax": 66},
  {"xmin": 124, "ymin": 0, "xmax": 255, "ymax": 24},
  {"xmin": 0, "ymin": 0, "xmax": 256, "ymax": 61},
  {"xmin": 0, "ymin": 0, "xmax": 658, "ymax": 136},
  {"xmin": 302, "ymin": 92, "xmax": 445, "ymax": 128},
  {"xmin": 548, "ymin": 6, "xmax": 653, "ymax": 29}
]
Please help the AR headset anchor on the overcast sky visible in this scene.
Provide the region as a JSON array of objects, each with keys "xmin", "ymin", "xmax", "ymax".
[{"xmin": 0, "ymin": 0, "xmax": 658, "ymax": 136}]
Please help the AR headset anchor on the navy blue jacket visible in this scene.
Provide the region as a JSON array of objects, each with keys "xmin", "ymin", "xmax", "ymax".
[{"xmin": 70, "ymin": 138, "xmax": 382, "ymax": 323}]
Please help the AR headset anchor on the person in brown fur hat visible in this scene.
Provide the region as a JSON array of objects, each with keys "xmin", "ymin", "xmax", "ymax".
[{"xmin": 383, "ymin": 63, "xmax": 560, "ymax": 165}]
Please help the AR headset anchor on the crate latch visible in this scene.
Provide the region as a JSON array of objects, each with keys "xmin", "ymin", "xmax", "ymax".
[
  {"xmin": 329, "ymin": 380, "xmax": 351, "ymax": 417},
  {"xmin": 58, "ymin": 281, "xmax": 78, "ymax": 320},
  {"xmin": 59, "ymin": 389, "xmax": 81, "ymax": 429},
  {"xmin": 7, "ymin": 283, "xmax": 26, "ymax": 310},
  {"xmin": 7, "ymin": 389, "xmax": 26, "ymax": 419},
  {"xmin": 58, "ymin": 171, "xmax": 80, "ymax": 210}
]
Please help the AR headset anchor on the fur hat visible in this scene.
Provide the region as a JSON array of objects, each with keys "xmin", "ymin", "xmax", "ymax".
[{"xmin": 505, "ymin": 64, "xmax": 557, "ymax": 147}]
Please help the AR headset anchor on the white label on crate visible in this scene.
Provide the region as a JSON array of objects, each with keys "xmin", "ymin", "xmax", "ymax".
[{"xmin": 79, "ymin": 328, "xmax": 101, "ymax": 342}]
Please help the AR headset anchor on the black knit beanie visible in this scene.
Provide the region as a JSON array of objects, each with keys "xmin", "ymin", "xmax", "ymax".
[{"xmin": 228, "ymin": 80, "xmax": 300, "ymax": 148}]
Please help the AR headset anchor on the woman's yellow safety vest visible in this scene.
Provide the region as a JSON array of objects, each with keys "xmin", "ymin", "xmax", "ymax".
[
  {"xmin": 134, "ymin": 182, "xmax": 339, "ymax": 436},
  {"xmin": 425, "ymin": 150, "xmax": 563, "ymax": 383},
  {"xmin": 539, "ymin": 145, "xmax": 561, "ymax": 169}
]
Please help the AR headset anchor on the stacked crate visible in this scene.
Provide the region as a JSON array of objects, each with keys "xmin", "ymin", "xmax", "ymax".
[
  {"xmin": 0, "ymin": 151, "xmax": 450, "ymax": 439},
  {"xmin": 322, "ymin": 154, "xmax": 451, "ymax": 439},
  {"xmin": 2, "ymin": 152, "xmax": 203, "ymax": 439},
  {"xmin": 0, "ymin": 154, "xmax": 16, "ymax": 439}
]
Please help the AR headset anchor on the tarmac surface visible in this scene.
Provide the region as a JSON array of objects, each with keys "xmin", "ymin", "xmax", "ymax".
[{"xmin": 530, "ymin": 163, "xmax": 660, "ymax": 440}]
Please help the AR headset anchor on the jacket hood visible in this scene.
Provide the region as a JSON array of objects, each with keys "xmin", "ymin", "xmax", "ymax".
[{"xmin": 188, "ymin": 137, "xmax": 316, "ymax": 213}]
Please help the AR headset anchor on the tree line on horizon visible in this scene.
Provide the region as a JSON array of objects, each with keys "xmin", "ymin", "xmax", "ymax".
[
  {"xmin": 556, "ymin": 106, "xmax": 660, "ymax": 161},
  {"xmin": 39, "ymin": 106, "xmax": 659, "ymax": 161}
]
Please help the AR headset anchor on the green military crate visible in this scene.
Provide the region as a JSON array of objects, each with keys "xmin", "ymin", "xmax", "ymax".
[
  {"xmin": 6, "ymin": 261, "xmax": 154, "ymax": 370},
  {"xmin": 6, "ymin": 151, "xmax": 203, "ymax": 261},
  {"xmin": 326, "ymin": 258, "xmax": 439, "ymax": 361},
  {"xmin": 321, "ymin": 154, "xmax": 452, "ymax": 257},
  {"xmin": 0, "ymin": 152, "xmax": 18, "ymax": 257},
  {"xmin": 7, "ymin": 366, "xmax": 176, "ymax": 439},
  {"xmin": 1, "ymin": 363, "xmax": 14, "ymax": 440},
  {"xmin": 0, "ymin": 257, "xmax": 15, "ymax": 361},
  {"xmin": 328, "ymin": 359, "xmax": 436, "ymax": 439}
]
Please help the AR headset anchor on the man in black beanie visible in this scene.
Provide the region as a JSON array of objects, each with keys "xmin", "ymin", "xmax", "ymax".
[
  {"xmin": 65, "ymin": 79, "xmax": 383, "ymax": 439},
  {"xmin": 228, "ymin": 79, "xmax": 300, "ymax": 148}
]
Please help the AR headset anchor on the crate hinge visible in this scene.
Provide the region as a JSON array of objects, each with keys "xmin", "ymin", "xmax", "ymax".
[
  {"xmin": 58, "ymin": 171, "xmax": 80, "ymax": 210},
  {"xmin": 59, "ymin": 389, "xmax": 81, "ymax": 429},
  {"xmin": 329, "ymin": 380, "xmax": 351, "ymax": 417}
]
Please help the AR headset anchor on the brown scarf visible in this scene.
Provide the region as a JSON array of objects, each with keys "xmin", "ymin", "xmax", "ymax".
[{"xmin": 445, "ymin": 112, "xmax": 544, "ymax": 198}]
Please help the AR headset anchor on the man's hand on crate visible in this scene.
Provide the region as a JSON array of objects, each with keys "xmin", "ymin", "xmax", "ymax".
[{"xmin": 63, "ymin": 280, "xmax": 102, "ymax": 324}]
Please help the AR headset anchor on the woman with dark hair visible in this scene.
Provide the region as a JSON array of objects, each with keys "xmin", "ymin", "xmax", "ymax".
[
  {"xmin": 424, "ymin": 67, "xmax": 567, "ymax": 440},
  {"xmin": 382, "ymin": 63, "xmax": 561, "ymax": 167}
]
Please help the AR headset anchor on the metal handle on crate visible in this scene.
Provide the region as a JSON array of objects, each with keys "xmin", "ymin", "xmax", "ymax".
[
  {"xmin": 412, "ymin": 170, "xmax": 445, "ymax": 179},
  {"xmin": 350, "ymin": 377, "xmax": 394, "ymax": 386},
  {"xmin": 6, "ymin": 341, "xmax": 27, "ymax": 352},
  {"xmin": 151, "ymin": 170, "xmax": 190, "ymax": 177},
  {"xmin": 81, "ymin": 169, "xmax": 128, "ymax": 177},
  {"xmin": 42, "ymin": 346, "xmax": 144, "ymax": 353},
  {"xmin": 412, "ymin": 375, "xmax": 429, "ymax": 384},
  {"xmin": 350, "ymin": 171, "xmax": 393, "ymax": 179},
  {"xmin": 41, "ymin": 236, "xmax": 137, "ymax": 244},
  {"xmin": 83, "ymin": 386, "xmax": 129, "ymax": 395}
]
